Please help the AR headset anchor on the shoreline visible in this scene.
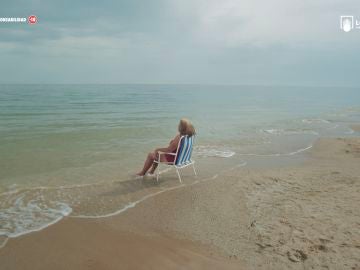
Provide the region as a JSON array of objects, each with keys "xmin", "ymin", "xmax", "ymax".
[{"xmin": 1, "ymin": 135, "xmax": 360, "ymax": 269}]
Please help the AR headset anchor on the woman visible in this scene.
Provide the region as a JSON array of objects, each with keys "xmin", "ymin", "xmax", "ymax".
[{"xmin": 136, "ymin": 118, "xmax": 195, "ymax": 177}]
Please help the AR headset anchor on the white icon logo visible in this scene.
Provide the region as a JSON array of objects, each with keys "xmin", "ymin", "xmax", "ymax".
[{"xmin": 340, "ymin": 16, "xmax": 354, "ymax": 32}]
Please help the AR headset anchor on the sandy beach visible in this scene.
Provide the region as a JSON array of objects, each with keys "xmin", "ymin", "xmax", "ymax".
[{"xmin": 1, "ymin": 135, "xmax": 360, "ymax": 269}]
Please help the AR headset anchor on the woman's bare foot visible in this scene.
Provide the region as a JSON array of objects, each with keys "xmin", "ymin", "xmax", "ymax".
[{"xmin": 134, "ymin": 173, "xmax": 145, "ymax": 180}]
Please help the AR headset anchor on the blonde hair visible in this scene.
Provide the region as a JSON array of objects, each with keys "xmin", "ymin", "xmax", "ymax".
[{"xmin": 178, "ymin": 118, "xmax": 196, "ymax": 137}]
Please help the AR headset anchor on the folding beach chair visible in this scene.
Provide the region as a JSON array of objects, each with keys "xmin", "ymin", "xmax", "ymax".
[{"xmin": 154, "ymin": 135, "xmax": 197, "ymax": 183}]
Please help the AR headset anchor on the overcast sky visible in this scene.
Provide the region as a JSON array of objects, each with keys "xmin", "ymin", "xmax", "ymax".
[{"xmin": 1, "ymin": 0, "xmax": 360, "ymax": 86}]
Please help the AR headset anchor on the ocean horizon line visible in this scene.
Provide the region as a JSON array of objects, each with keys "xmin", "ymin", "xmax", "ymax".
[{"xmin": 0, "ymin": 82, "xmax": 358, "ymax": 88}]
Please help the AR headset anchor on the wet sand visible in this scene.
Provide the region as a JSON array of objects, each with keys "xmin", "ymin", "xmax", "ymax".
[
  {"xmin": 0, "ymin": 218, "xmax": 241, "ymax": 270},
  {"xmin": 1, "ymin": 136, "xmax": 360, "ymax": 269}
]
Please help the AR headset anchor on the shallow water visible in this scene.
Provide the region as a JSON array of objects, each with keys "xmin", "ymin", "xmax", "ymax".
[{"xmin": 0, "ymin": 84, "xmax": 359, "ymax": 245}]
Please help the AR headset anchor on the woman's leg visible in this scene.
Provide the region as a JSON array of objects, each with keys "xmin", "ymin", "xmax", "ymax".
[
  {"xmin": 149, "ymin": 153, "xmax": 172, "ymax": 174},
  {"xmin": 137, "ymin": 152, "xmax": 156, "ymax": 176},
  {"xmin": 149, "ymin": 162, "xmax": 158, "ymax": 174}
]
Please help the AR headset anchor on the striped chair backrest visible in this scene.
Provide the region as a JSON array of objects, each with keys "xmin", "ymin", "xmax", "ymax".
[{"xmin": 175, "ymin": 135, "xmax": 194, "ymax": 165}]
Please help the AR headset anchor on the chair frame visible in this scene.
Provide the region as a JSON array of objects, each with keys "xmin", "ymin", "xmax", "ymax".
[{"xmin": 154, "ymin": 135, "xmax": 197, "ymax": 183}]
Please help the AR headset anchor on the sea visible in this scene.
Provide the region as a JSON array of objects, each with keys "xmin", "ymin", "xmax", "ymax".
[{"xmin": 0, "ymin": 83, "xmax": 359, "ymax": 247}]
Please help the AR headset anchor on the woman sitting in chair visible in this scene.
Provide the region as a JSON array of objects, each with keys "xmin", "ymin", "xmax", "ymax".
[{"xmin": 136, "ymin": 118, "xmax": 195, "ymax": 177}]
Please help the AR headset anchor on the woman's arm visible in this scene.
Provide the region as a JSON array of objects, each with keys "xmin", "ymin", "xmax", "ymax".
[{"xmin": 155, "ymin": 135, "xmax": 180, "ymax": 153}]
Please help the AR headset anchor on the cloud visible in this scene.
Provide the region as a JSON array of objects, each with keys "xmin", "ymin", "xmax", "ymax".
[
  {"xmin": 170, "ymin": 0, "xmax": 360, "ymax": 47},
  {"xmin": 0, "ymin": 0, "xmax": 359, "ymax": 85}
]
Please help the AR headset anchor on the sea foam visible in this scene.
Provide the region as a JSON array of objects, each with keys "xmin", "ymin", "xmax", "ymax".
[
  {"xmin": 195, "ymin": 146, "xmax": 235, "ymax": 158},
  {"xmin": 0, "ymin": 192, "xmax": 72, "ymax": 239},
  {"xmin": 260, "ymin": 128, "xmax": 319, "ymax": 136}
]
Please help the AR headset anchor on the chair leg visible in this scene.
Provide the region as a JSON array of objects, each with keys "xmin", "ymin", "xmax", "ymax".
[
  {"xmin": 192, "ymin": 163, "xmax": 197, "ymax": 177},
  {"xmin": 175, "ymin": 168, "xmax": 182, "ymax": 183},
  {"xmin": 156, "ymin": 164, "xmax": 160, "ymax": 183}
]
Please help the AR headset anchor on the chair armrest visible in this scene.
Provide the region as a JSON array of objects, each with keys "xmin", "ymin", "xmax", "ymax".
[{"xmin": 159, "ymin": 152, "xmax": 176, "ymax": 155}]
